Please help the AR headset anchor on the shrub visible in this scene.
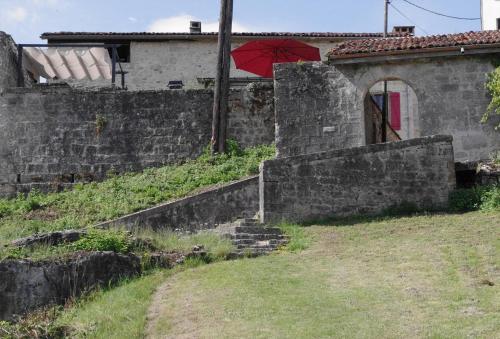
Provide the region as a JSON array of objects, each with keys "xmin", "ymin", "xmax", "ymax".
[
  {"xmin": 68, "ymin": 229, "xmax": 130, "ymax": 253},
  {"xmin": 485, "ymin": 66, "xmax": 500, "ymax": 130},
  {"xmin": 449, "ymin": 185, "xmax": 499, "ymax": 212}
]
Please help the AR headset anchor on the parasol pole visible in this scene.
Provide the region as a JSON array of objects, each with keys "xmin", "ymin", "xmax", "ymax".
[{"xmin": 212, "ymin": 0, "xmax": 233, "ymax": 155}]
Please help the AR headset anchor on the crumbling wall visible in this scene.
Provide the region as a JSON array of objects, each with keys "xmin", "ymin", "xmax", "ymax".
[
  {"xmin": 0, "ymin": 252, "xmax": 141, "ymax": 321},
  {"xmin": 260, "ymin": 135, "xmax": 456, "ymax": 224},
  {"xmin": 0, "ymin": 84, "xmax": 275, "ymax": 197},
  {"xmin": 274, "ymin": 56, "xmax": 500, "ymax": 162},
  {"xmin": 0, "ymin": 31, "xmax": 31, "ymax": 92}
]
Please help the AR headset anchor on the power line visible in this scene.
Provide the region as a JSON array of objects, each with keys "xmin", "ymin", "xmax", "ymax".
[
  {"xmin": 390, "ymin": 3, "xmax": 430, "ymax": 35},
  {"xmin": 398, "ymin": 0, "xmax": 481, "ymax": 21}
]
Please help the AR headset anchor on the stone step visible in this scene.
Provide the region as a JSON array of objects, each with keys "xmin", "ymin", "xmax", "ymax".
[
  {"xmin": 231, "ymin": 233, "xmax": 288, "ymax": 241},
  {"xmin": 234, "ymin": 218, "xmax": 259, "ymax": 226},
  {"xmin": 234, "ymin": 226, "xmax": 283, "ymax": 235}
]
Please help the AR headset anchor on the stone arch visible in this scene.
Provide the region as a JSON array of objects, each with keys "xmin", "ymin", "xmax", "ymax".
[{"xmin": 362, "ymin": 76, "xmax": 419, "ymax": 145}]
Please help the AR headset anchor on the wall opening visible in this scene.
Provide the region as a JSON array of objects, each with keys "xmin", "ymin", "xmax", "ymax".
[{"xmin": 364, "ymin": 79, "xmax": 419, "ymax": 145}]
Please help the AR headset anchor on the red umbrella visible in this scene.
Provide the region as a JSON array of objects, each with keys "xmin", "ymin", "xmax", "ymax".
[{"xmin": 231, "ymin": 39, "xmax": 321, "ymax": 78}]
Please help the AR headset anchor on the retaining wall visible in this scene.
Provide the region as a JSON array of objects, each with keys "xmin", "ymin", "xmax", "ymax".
[
  {"xmin": 260, "ymin": 135, "xmax": 456, "ymax": 224},
  {"xmin": 97, "ymin": 176, "xmax": 259, "ymax": 232},
  {"xmin": 0, "ymin": 84, "xmax": 274, "ymax": 198},
  {"xmin": 0, "ymin": 252, "xmax": 141, "ymax": 321}
]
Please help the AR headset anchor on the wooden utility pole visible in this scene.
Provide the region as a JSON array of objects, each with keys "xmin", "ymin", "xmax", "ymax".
[
  {"xmin": 382, "ymin": 0, "xmax": 389, "ymax": 142},
  {"xmin": 211, "ymin": 0, "xmax": 233, "ymax": 155}
]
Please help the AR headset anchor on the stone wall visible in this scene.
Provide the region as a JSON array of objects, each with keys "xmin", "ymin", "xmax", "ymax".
[
  {"xmin": 0, "ymin": 252, "xmax": 141, "ymax": 321},
  {"xmin": 97, "ymin": 176, "xmax": 259, "ymax": 233},
  {"xmin": 0, "ymin": 32, "xmax": 31, "ymax": 92},
  {"xmin": 274, "ymin": 55, "xmax": 500, "ymax": 162},
  {"xmin": 259, "ymin": 135, "xmax": 456, "ymax": 224},
  {"xmin": 0, "ymin": 84, "xmax": 274, "ymax": 197}
]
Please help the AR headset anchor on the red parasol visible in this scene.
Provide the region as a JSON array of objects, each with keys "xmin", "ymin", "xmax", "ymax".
[{"xmin": 231, "ymin": 39, "xmax": 321, "ymax": 78}]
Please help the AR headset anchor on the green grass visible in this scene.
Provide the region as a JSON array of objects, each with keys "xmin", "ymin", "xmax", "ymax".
[
  {"xmin": 0, "ymin": 144, "xmax": 275, "ymax": 247},
  {"xmin": 148, "ymin": 211, "xmax": 500, "ymax": 338},
  {"xmin": 54, "ymin": 270, "xmax": 172, "ymax": 338},
  {"xmin": 133, "ymin": 228, "xmax": 235, "ymax": 261}
]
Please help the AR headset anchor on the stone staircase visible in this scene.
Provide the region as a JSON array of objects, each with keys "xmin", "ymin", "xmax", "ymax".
[{"xmin": 213, "ymin": 218, "xmax": 289, "ymax": 257}]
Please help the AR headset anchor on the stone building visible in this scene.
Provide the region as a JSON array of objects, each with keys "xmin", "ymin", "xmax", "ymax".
[
  {"xmin": 40, "ymin": 25, "xmax": 409, "ymax": 90},
  {"xmin": 273, "ymin": 30, "xmax": 500, "ymax": 162}
]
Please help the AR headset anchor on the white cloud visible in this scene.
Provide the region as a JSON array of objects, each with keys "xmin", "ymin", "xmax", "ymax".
[
  {"xmin": 147, "ymin": 14, "xmax": 252, "ymax": 33},
  {"xmin": 128, "ymin": 17, "xmax": 137, "ymax": 23},
  {"xmin": 7, "ymin": 7, "xmax": 28, "ymax": 22}
]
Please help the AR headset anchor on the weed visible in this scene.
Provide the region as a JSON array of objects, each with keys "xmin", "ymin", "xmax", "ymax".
[
  {"xmin": 449, "ymin": 185, "xmax": 499, "ymax": 212},
  {"xmin": 276, "ymin": 222, "xmax": 310, "ymax": 252},
  {"xmin": 68, "ymin": 229, "xmax": 130, "ymax": 253},
  {"xmin": 95, "ymin": 114, "xmax": 107, "ymax": 135}
]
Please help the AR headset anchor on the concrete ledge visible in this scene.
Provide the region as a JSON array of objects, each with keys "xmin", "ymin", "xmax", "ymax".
[{"xmin": 97, "ymin": 176, "xmax": 259, "ymax": 233}]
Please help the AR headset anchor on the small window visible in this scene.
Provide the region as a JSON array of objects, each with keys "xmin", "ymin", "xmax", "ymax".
[
  {"xmin": 497, "ymin": 18, "xmax": 500, "ymax": 30},
  {"xmin": 107, "ymin": 44, "xmax": 130, "ymax": 63}
]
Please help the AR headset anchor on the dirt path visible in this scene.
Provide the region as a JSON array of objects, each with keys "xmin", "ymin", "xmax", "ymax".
[{"xmin": 145, "ymin": 275, "xmax": 202, "ymax": 339}]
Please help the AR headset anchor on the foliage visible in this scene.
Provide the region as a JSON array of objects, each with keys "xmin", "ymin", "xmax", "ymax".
[
  {"xmin": 449, "ymin": 185, "xmax": 500, "ymax": 212},
  {"xmin": 68, "ymin": 229, "xmax": 130, "ymax": 253},
  {"xmin": 0, "ymin": 143, "xmax": 275, "ymax": 246},
  {"xmin": 276, "ymin": 222, "xmax": 310, "ymax": 252},
  {"xmin": 0, "ymin": 307, "xmax": 64, "ymax": 339},
  {"xmin": 484, "ymin": 67, "xmax": 500, "ymax": 130},
  {"xmin": 131, "ymin": 228, "xmax": 235, "ymax": 261}
]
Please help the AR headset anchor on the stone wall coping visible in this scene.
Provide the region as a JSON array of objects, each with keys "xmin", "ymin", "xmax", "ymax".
[
  {"xmin": 95, "ymin": 175, "xmax": 259, "ymax": 228},
  {"xmin": 264, "ymin": 135, "xmax": 453, "ymax": 167},
  {"xmin": 2, "ymin": 85, "xmax": 214, "ymax": 95}
]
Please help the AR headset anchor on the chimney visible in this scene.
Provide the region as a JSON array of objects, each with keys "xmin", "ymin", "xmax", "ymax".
[
  {"xmin": 190, "ymin": 21, "xmax": 202, "ymax": 33},
  {"xmin": 392, "ymin": 26, "xmax": 415, "ymax": 35}
]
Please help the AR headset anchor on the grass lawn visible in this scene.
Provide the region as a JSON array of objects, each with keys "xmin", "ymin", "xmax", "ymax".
[{"xmin": 148, "ymin": 211, "xmax": 500, "ymax": 338}]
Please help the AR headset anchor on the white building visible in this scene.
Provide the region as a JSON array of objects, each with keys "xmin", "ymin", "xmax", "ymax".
[
  {"xmin": 481, "ymin": 0, "xmax": 500, "ymax": 30},
  {"xmin": 40, "ymin": 23, "xmax": 412, "ymax": 90}
]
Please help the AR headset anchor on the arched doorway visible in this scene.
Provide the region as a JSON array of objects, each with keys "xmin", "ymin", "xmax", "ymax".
[{"xmin": 364, "ymin": 79, "xmax": 419, "ymax": 145}]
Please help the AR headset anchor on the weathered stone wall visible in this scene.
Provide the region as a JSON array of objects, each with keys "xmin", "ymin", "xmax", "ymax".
[
  {"xmin": 97, "ymin": 176, "xmax": 259, "ymax": 233},
  {"xmin": 274, "ymin": 56, "xmax": 500, "ymax": 162},
  {"xmin": 0, "ymin": 252, "xmax": 141, "ymax": 321},
  {"xmin": 260, "ymin": 135, "xmax": 456, "ymax": 224},
  {"xmin": 0, "ymin": 84, "xmax": 274, "ymax": 197},
  {"xmin": 0, "ymin": 32, "xmax": 31, "ymax": 92}
]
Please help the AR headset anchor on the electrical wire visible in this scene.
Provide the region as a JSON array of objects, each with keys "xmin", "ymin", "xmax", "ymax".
[
  {"xmin": 398, "ymin": 0, "xmax": 480, "ymax": 21},
  {"xmin": 390, "ymin": 3, "xmax": 430, "ymax": 35}
]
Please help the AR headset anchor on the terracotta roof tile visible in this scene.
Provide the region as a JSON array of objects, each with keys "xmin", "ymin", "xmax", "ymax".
[
  {"xmin": 41, "ymin": 31, "xmax": 407, "ymax": 40},
  {"xmin": 327, "ymin": 30, "xmax": 500, "ymax": 60}
]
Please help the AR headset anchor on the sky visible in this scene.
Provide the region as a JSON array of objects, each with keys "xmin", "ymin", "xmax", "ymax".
[{"xmin": 0, "ymin": 0, "xmax": 483, "ymax": 43}]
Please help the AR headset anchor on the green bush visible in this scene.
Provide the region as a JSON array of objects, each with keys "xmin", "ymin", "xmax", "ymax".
[
  {"xmin": 68, "ymin": 229, "xmax": 131, "ymax": 253},
  {"xmin": 449, "ymin": 185, "xmax": 499, "ymax": 212},
  {"xmin": 485, "ymin": 66, "xmax": 500, "ymax": 130}
]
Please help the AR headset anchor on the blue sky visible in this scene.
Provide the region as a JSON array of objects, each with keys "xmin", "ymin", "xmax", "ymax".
[{"xmin": 0, "ymin": 0, "xmax": 482, "ymax": 43}]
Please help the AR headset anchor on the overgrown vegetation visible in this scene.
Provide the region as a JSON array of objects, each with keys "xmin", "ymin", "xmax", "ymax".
[
  {"xmin": 0, "ymin": 143, "xmax": 275, "ymax": 246},
  {"xmin": 449, "ymin": 185, "xmax": 500, "ymax": 212},
  {"xmin": 0, "ymin": 227, "xmax": 235, "ymax": 263},
  {"xmin": 0, "ymin": 271, "xmax": 172, "ymax": 339},
  {"xmin": 276, "ymin": 222, "xmax": 311, "ymax": 252},
  {"xmin": 485, "ymin": 66, "xmax": 500, "ymax": 130}
]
